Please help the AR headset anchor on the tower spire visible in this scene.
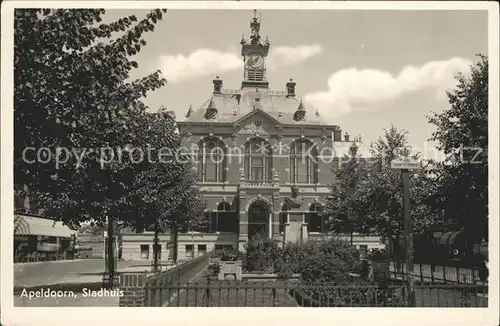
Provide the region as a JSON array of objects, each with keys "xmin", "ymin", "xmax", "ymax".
[
  {"xmin": 240, "ymin": 10, "xmax": 270, "ymax": 90},
  {"xmin": 250, "ymin": 9, "xmax": 261, "ymax": 45}
]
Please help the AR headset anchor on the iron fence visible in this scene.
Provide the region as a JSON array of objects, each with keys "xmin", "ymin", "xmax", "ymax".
[
  {"xmin": 144, "ymin": 280, "xmax": 488, "ymax": 307},
  {"xmin": 144, "ymin": 253, "xmax": 211, "ymax": 306}
]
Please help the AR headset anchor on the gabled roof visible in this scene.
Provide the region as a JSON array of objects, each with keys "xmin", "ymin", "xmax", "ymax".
[{"xmin": 180, "ymin": 89, "xmax": 329, "ymax": 126}]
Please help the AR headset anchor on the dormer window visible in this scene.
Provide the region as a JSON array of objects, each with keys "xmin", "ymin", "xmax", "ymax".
[
  {"xmin": 205, "ymin": 98, "xmax": 218, "ymax": 120},
  {"xmin": 293, "ymin": 99, "xmax": 307, "ymax": 122}
]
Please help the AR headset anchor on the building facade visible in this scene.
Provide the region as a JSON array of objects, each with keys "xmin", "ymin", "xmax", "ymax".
[{"xmin": 121, "ymin": 12, "xmax": 377, "ymax": 260}]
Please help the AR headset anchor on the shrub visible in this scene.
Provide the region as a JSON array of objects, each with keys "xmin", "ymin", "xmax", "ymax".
[
  {"xmin": 275, "ymin": 257, "xmax": 295, "ymax": 280},
  {"xmin": 281, "ymin": 237, "xmax": 360, "ymax": 278},
  {"xmin": 367, "ymin": 249, "xmax": 389, "ymax": 261},
  {"xmin": 208, "ymin": 262, "xmax": 221, "ymax": 276},
  {"xmin": 220, "ymin": 249, "xmax": 243, "ymax": 262},
  {"xmin": 243, "ymin": 232, "xmax": 282, "ymax": 272}
]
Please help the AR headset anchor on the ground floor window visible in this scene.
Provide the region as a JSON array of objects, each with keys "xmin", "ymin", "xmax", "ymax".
[
  {"xmin": 153, "ymin": 244, "xmax": 162, "ymax": 259},
  {"xmin": 140, "ymin": 244, "xmax": 149, "ymax": 259},
  {"xmin": 185, "ymin": 245, "xmax": 194, "ymax": 258},
  {"xmin": 307, "ymin": 204, "xmax": 326, "ymax": 233},
  {"xmin": 199, "ymin": 212, "xmax": 238, "ymax": 233},
  {"xmin": 215, "ymin": 244, "xmax": 233, "ymax": 255},
  {"xmin": 197, "ymin": 244, "xmax": 207, "ymax": 256},
  {"xmin": 307, "ymin": 213, "xmax": 326, "ymax": 233}
]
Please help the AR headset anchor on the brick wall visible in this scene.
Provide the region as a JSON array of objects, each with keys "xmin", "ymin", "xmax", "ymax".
[{"xmin": 118, "ymin": 273, "xmax": 147, "ymax": 307}]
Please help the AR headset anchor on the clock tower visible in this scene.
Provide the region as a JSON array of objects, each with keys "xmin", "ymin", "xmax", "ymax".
[{"xmin": 240, "ymin": 10, "xmax": 270, "ymax": 90}]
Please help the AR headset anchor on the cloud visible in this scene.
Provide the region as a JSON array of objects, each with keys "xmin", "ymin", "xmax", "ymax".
[
  {"xmin": 158, "ymin": 44, "xmax": 322, "ymax": 83},
  {"xmin": 158, "ymin": 49, "xmax": 241, "ymax": 83},
  {"xmin": 304, "ymin": 57, "xmax": 472, "ymax": 118},
  {"xmin": 267, "ymin": 44, "xmax": 323, "ymax": 68}
]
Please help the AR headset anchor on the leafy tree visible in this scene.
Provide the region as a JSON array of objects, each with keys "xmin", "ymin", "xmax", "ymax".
[
  {"xmin": 363, "ymin": 127, "xmax": 437, "ymax": 237},
  {"xmin": 329, "ymin": 127, "xmax": 437, "ymax": 245},
  {"xmin": 326, "ymin": 143, "xmax": 370, "ymax": 241},
  {"xmin": 427, "ymin": 54, "xmax": 488, "ymax": 250},
  {"xmin": 130, "ymin": 112, "xmax": 207, "ymax": 266},
  {"xmin": 14, "ymin": 9, "xmax": 168, "ymax": 286}
]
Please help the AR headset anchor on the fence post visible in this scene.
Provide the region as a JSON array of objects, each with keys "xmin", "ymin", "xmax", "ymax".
[
  {"xmin": 419, "ymin": 264, "xmax": 423, "ymax": 283},
  {"xmin": 443, "ymin": 266, "xmax": 447, "ymax": 284},
  {"xmin": 430, "ymin": 264, "xmax": 435, "ymax": 283},
  {"xmin": 456, "ymin": 267, "xmax": 460, "ymax": 283}
]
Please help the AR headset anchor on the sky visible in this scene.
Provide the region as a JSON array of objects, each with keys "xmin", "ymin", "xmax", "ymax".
[{"xmin": 103, "ymin": 9, "xmax": 488, "ymax": 155}]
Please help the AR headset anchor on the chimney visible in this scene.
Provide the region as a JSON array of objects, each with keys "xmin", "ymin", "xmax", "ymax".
[
  {"xmin": 344, "ymin": 133, "xmax": 350, "ymax": 142},
  {"xmin": 213, "ymin": 76, "xmax": 222, "ymax": 94},
  {"xmin": 333, "ymin": 126, "xmax": 341, "ymax": 141},
  {"xmin": 286, "ymin": 78, "xmax": 296, "ymax": 97}
]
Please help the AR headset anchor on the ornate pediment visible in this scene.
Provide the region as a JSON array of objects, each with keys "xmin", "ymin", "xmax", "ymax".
[{"xmin": 236, "ymin": 111, "xmax": 279, "ymax": 136}]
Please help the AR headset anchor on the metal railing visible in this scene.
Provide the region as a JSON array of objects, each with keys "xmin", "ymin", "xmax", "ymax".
[
  {"xmin": 144, "ymin": 280, "xmax": 488, "ymax": 307},
  {"xmin": 390, "ymin": 261, "xmax": 487, "ymax": 284},
  {"xmin": 149, "ymin": 258, "xmax": 194, "ymax": 272},
  {"xmin": 144, "ymin": 253, "xmax": 211, "ymax": 306}
]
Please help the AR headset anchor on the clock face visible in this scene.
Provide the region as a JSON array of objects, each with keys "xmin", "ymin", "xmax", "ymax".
[{"xmin": 247, "ymin": 55, "xmax": 264, "ymax": 69}]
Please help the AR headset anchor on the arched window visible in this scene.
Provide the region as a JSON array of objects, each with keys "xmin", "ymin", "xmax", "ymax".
[
  {"xmin": 244, "ymin": 138, "xmax": 272, "ymax": 181},
  {"xmin": 289, "ymin": 139, "xmax": 318, "ymax": 184},
  {"xmin": 306, "ymin": 203, "xmax": 326, "ymax": 233},
  {"xmin": 248, "ymin": 200, "xmax": 270, "ymax": 237},
  {"xmin": 198, "ymin": 138, "xmax": 226, "ymax": 183}
]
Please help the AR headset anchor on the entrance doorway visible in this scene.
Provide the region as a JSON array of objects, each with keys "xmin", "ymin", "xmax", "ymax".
[{"xmin": 248, "ymin": 200, "xmax": 271, "ymax": 238}]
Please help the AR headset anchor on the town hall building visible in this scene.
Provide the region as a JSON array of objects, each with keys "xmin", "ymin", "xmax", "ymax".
[{"xmin": 120, "ymin": 11, "xmax": 382, "ymax": 260}]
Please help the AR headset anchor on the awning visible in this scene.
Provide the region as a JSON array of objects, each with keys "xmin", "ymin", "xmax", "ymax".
[{"xmin": 14, "ymin": 214, "xmax": 76, "ymax": 238}]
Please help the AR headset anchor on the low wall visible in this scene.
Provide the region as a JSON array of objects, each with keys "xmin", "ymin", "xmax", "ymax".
[{"xmin": 118, "ymin": 253, "xmax": 210, "ymax": 307}]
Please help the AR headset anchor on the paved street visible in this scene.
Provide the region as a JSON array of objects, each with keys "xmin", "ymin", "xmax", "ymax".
[
  {"xmin": 13, "ymin": 259, "xmax": 171, "ymax": 307},
  {"xmin": 15, "ymin": 259, "xmax": 154, "ymax": 288}
]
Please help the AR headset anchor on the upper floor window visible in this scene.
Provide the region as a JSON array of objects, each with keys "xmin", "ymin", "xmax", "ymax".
[
  {"xmin": 244, "ymin": 138, "xmax": 272, "ymax": 181},
  {"xmin": 198, "ymin": 138, "xmax": 226, "ymax": 183},
  {"xmin": 290, "ymin": 139, "xmax": 318, "ymax": 184}
]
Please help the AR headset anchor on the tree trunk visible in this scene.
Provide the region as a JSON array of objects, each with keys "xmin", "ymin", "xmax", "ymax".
[
  {"xmin": 153, "ymin": 219, "xmax": 160, "ymax": 272},
  {"xmin": 172, "ymin": 225, "xmax": 179, "ymax": 264},
  {"xmin": 106, "ymin": 216, "xmax": 115, "ymax": 288}
]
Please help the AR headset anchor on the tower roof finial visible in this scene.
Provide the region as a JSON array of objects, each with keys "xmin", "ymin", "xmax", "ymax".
[{"xmin": 250, "ymin": 10, "xmax": 261, "ymax": 45}]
